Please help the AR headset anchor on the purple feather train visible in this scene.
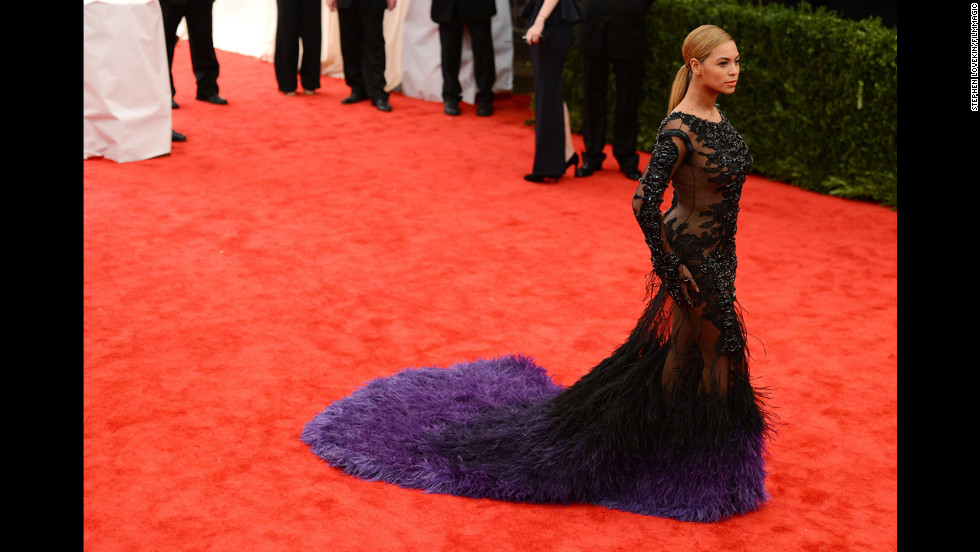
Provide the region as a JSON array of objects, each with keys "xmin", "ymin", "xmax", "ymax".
[{"xmin": 301, "ymin": 351, "xmax": 771, "ymax": 522}]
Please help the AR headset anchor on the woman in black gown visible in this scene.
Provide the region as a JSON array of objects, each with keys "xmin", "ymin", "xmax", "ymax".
[
  {"xmin": 520, "ymin": 0, "xmax": 583, "ymax": 182},
  {"xmin": 302, "ymin": 24, "xmax": 773, "ymax": 522}
]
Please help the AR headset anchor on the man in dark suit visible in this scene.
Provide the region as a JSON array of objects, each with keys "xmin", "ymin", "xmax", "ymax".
[
  {"xmin": 159, "ymin": 0, "xmax": 227, "ymax": 108},
  {"xmin": 328, "ymin": 0, "xmax": 396, "ymax": 112},
  {"xmin": 430, "ymin": 0, "xmax": 497, "ymax": 117},
  {"xmin": 574, "ymin": 0, "xmax": 653, "ymax": 180}
]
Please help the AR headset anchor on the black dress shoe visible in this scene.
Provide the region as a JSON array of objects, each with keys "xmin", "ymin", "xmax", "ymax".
[
  {"xmin": 171, "ymin": 130, "xmax": 186, "ymax": 142},
  {"xmin": 374, "ymin": 98, "xmax": 392, "ymax": 112},
  {"xmin": 341, "ymin": 92, "xmax": 367, "ymax": 104},
  {"xmin": 172, "ymin": 99, "xmax": 179, "ymax": 109},
  {"xmin": 575, "ymin": 158, "xmax": 601, "ymax": 177},
  {"xmin": 622, "ymin": 167, "xmax": 643, "ymax": 180},
  {"xmin": 444, "ymin": 100, "xmax": 460, "ymax": 116},
  {"xmin": 476, "ymin": 102, "xmax": 493, "ymax": 117},
  {"xmin": 196, "ymin": 94, "xmax": 228, "ymax": 105}
]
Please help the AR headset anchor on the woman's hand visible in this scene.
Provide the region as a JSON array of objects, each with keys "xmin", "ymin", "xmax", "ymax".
[
  {"xmin": 676, "ymin": 264, "xmax": 699, "ymax": 307},
  {"xmin": 524, "ymin": 20, "xmax": 546, "ymax": 44}
]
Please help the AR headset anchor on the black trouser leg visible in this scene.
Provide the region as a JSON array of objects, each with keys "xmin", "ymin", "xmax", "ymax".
[
  {"xmin": 159, "ymin": 0, "xmax": 186, "ymax": 98},
  {"xmin": 185, "ymin": 0, "xmax": 220, "ymax": 99},
  {"xmin": 298, "ymin": 0, "xmax": 322, "ymax": 91},
  {"xmin": 274, "ymin": 0, "xmax": 301, "ymax": 92},
  {"xmin": 355, "ymin": 0, "xmax": 388, "ymax": 101},
  {"xmin": 337, "ymin": 5, "xmax": 365, "ymax": 96},
  {"xmin": 467, "ymin": 19, "xmax": 496, "ymax": 105},
  {"xmin": 611, "ymin": 56, "xmax": 643, "ymax": 171},
  {"xmin": 580, "ymin": 51, "xmax": 610, "ymax": 167},
  {"xmin": 438, "ymin": 23, "xmax": 464, "ymax": 103}
]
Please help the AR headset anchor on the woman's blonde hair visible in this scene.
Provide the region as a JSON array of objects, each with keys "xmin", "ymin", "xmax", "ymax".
[{"xmin": 667, "ymin": 25, "xmax": 734, "ymax": 114}]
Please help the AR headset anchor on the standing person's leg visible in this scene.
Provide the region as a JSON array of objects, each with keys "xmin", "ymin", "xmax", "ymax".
[
  {"xmin": 611, "ymin": 56, "xmax": 644, "ymax": 178},
  {"xmin": 186, "ymin": 0, "xmax": 221, "ymax": 101},
  {"xmin": 563, "ymin": 102, "xmax": 575, "ymax": 162},
  {"xmin": 298, "ymin": 0, "xmax": 323, "ymax": 92},
  {"xmin": 438, "ymin": 21, "xmax": 464, "ymax": 113},
  {"xmin": 578, "ymin": 50, "xmax": 610, "ymax": 175},
  {"xmin": 467, "ymin": 18, "xmax": 496, "ymax": 114},
  {"xmin": 357, "ymin": 0, "xmax": 389, "ymax": 103},
  {"xmin": 337, "ymin": 4, "xmax": 367, "ymax": 100},
  {"xmin": 274, "ymin": 0, "xmax": 301, "ymax": 93},
  {"xmin": 159, "ymin": 0, "xmax": 186, "ymax": 101}
]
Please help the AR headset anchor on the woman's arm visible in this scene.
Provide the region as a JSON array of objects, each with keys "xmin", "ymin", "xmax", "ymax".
[
  {"xmin": 524, "ymin": 0, "xmax": 560, "ymax": 44},
  {"xmin": 633, "ymin": 132, "xmax": 699, "ymax": 306}
]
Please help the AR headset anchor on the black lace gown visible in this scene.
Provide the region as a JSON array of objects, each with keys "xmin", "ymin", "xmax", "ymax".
[{"xmin": 301, "ymin": 107, "xmax": 773, "ymax": 522}]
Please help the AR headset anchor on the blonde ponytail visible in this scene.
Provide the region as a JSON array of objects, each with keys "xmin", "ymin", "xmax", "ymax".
[{"xmin": 667, "ymin": 64, "xmax": 692, "ymax": 115}]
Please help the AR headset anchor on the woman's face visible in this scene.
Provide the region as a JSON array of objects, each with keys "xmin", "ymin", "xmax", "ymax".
[{"xmin": 695, "ymin": 40, "xmax": 740, "ymax": 95}]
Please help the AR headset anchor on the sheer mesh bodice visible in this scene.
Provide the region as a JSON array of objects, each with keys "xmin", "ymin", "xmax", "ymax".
[{"xmin": 631, "ymin": 108, "xmax": 752, "ymax": 397}]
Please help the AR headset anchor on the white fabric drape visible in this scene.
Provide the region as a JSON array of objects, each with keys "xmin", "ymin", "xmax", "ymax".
[{"xmin": 84, "ymin": 0, "xmax": 172, "ymax": 162}]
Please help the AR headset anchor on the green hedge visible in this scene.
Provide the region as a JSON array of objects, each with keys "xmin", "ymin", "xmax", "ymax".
[{"xmin": 562, "ymin": 0, "xmax": 897, "ymax": 208}]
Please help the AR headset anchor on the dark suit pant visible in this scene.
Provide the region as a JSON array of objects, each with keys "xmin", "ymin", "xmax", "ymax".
[
  {"xmin": 160, "ymin": 0, "xmax": 220, "ymax": 99},
  {"xmin": 337, "ymin": 1, "xmax": 388, "ymax": 101},
  {"xmin": 528, "ymin": 23, "xmax": 573, "ymax": 176},
  {"xmin": 438, "ymin": 20, "xmax": 495, "ymax": 105},
  {"xmin": 275, "ymin": 0, "xmax": 322, "ymax": 92},
  {"xmin": 580, "ymin": 52, "xmax": 643, "ymax": 170}
]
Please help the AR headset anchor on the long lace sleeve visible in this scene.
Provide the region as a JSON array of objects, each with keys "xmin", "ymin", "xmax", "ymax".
[{"xmin": 632, "ymin": 129, "xmax": 692, "ymax": 300}]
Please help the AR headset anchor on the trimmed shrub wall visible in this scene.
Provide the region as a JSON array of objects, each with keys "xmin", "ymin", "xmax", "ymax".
[{"xmin": 561, "ymin": 0, "xmax": 897, "ymax": 208}]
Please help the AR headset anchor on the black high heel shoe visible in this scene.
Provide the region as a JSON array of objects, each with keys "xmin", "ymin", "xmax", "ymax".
[
  {"xmin": 566, "ymin": 152, "xmax": 579, "ymax": 173},
  {"xmin": 524, "ymin": 153, "xmax": 580, "ymax": 183}
]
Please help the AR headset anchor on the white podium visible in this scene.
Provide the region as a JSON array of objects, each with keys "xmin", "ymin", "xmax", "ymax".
[{"xmin": 84, "ymin": 0, "xmax": 172, "ymax": 163}]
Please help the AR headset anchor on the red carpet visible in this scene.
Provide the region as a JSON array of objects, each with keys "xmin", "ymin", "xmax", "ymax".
[{"xmin": 83, "ymin": 43, "xmax": 897, "ymax": 551}]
